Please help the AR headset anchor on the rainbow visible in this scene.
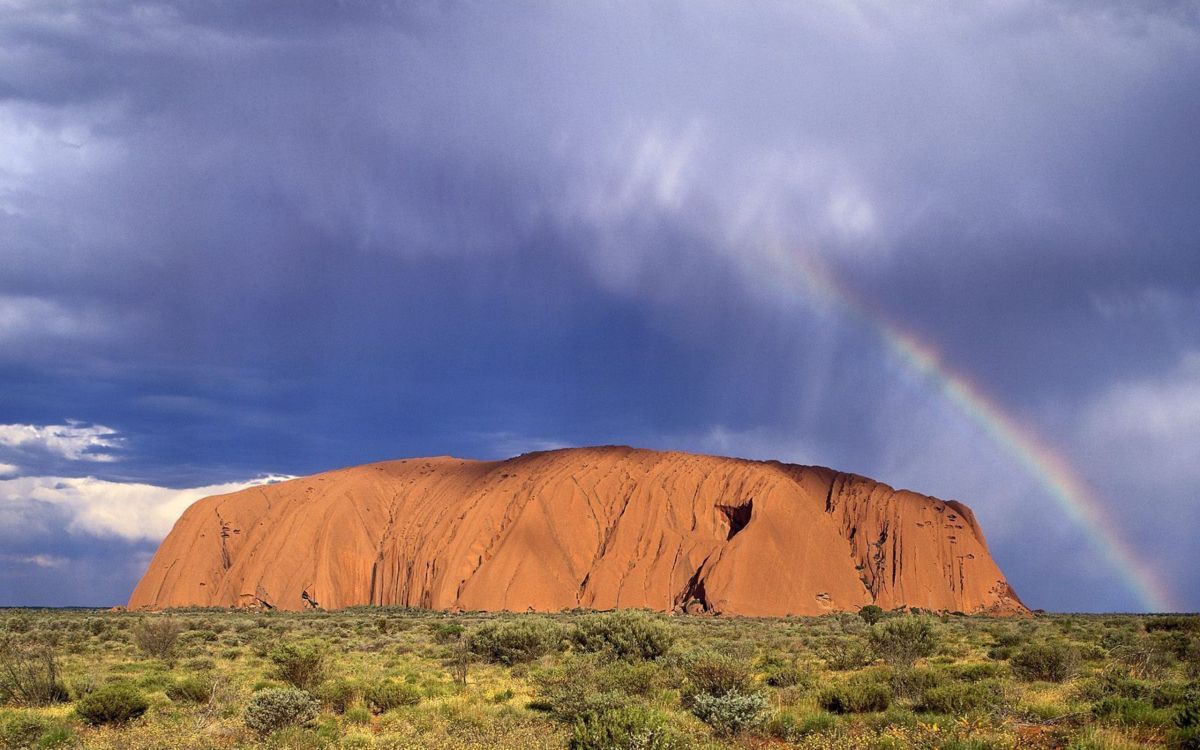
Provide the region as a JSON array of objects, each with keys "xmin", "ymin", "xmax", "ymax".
[{"xmin": 791, "ymin": 252, "xmax": 1174, "ymax": 612}]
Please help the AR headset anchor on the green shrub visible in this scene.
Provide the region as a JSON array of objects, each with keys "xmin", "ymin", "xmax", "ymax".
[
  {"xmin": 344, "ymin": 705, "xmax": 371, "ymax": 725},
  {"xmin": 1092, "ymin": 697, "xmax": 1173, "ymax": 727},
  {"xmin": 429, "ymin": 623, "xmax": 465, "ymax": 644},
  {"xmin": 131, "ymin": 617, "xmax": 183, "ymax": 662},
  {"xmin": 182, "ymin": 656, "xmax": 215, "ymax": 671},
  {"xmin": 823, "ymin": 638, "xmax": 873, "ymax": 670},
  {"xmin": 0, "ymin": 714, "xmax": 71, "ymax": 750},
  {"xmin": 0, "ymin": 712, "xmax": 52, "ymax": 749},
  {"xmin": 317, "ymin": 679, "xmax": 357, "ymax": 714},
  {"xmin": 1154, "ymin": 632, "xmax": 1199, "ymax": 662},
  {"xmin": 29, "ymin": 725, "xmax": 70, "ymax": 749},
  {"xmin": 764, "ymin": 710, "xmax": 839, "ymax": 741},
  {"xmin": 75, "ymin": 684, "xmax": 149, "ymax": 726},
  {"xmin": 1111, "ymin": 637, "xmax": 1174, "ymax": 678},
  {"xmin": 1172, "ymin": 690, "xmax": 1200, "ymax": 748},
  {"xmin": 680, "ymin": 652, "xmax": 752, "ymax": 706},
  {"xmin": 570, "ymin": 706, "xmax": 680, "ymax": 750},
  {"xmin": 1146, "ymin": 617, "xmax": 1200, "ymax": 633},
  {"xmin": 869, "ymin": 616, "xmax": 939, "ymax": 668},
  {"xmin": 1170, "ymin": 726, "xmax": 1200, "ymax": 750},
  {"xmin": 243, "ymin": 687, "xmax": 319, "ymax": 735},
  {"xmin": 364, "ymin": 680, "xmax": 421, "ymax": 714},
  {"xmin": 689, "ymin": 689, "xmax": 769, "ymax": 736},
  {"xmin": 268, "ymin": 641, "xmax": 327, "ymax": 690},
  {"xmin": 1011, "ymin": 642, "xmax": 1079, "ymax": 682},
  {"xmin": 1073, "ymin": 669, "xmax": 1149, "ymax": 703},
  {"xmin": 570, "ymin": 611, "xmax": 674, "ymax": 661},
  {"xmin": 818, "ymin": 681, "xmax": 891, "ymax": 714},
  {"xmin": 946, "ymin": 662, "xmax": 1005, "ymax": 682},
  {"xmin": 764, "ymin": 663, "xmax": 812, "ymax": 689},
  {"xmin": 919, "ymin": 681, "xmax": 1002, "ymax": 713},
  {"xmin": 469, "ymin": 618, "xmax": 563, "ymax": 665},
  {"xmin": 859, "ymin": 605, "xmax": 885, "ymax": 625},
  {"xmin": 531, "ymin": 656, "xmax": 650, "ymax": 722},
  {"xmin": 0, "ymin": 641, "xmax": 69, "ymax": 706},
  {"xmin": 166, "ymin": 673, "xmax": 214, "ymax": 703},
  {"xmin": 890, "ymin": 666, "xmax": 946, "ymax": 701}
]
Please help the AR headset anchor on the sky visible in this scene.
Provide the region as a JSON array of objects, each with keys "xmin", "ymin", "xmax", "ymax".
[{"xmin": 1, "ymin": 0, "xmax": 1198, "ymax": 612}]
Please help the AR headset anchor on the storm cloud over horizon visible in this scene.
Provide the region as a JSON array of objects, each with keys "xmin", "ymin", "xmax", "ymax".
[{"xmin": 1, "ymin": 1, "xmax": 1198, "ymax": 610}]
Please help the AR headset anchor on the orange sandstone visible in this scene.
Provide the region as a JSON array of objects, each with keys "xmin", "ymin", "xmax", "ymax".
[{"xmin": 129, "ymin": 446, "xmax": 1025, "ymax": 615}]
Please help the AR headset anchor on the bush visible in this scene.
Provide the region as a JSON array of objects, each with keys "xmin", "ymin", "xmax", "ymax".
[
  {"xmin": 774, "ymin": 711, "xmax": 841, "ymax": 741},
  {"xmin": 869, "ymin": 616, "xmax": 939, "ymax": 668},
  {"xmin": 946, "ymin": 662, "xmax": 1005, "ymax": 682},
  {"xmin": 131, "ymin": 618, "xmax": 183, "ymax": 662},
  {"xmin": 819, "ymin": 681, "xmax": 892, "ymax": 714},
  {"xmin": 1171, "ymin": 727, "xmax": 1200, "ymax": 750},
  {"xmin": 1092, "ymin": 697, "xmax": 1173, "ymax": 728},
  {"xmin": 364, "ymin": 680, "xmax": 421, "ymax": 713},
  {"xmin": 317, "ymin": 679, "xmax": 357, "ymax": 714},
  {"xmin": 1111, "ymin": 637, "xmax": 1174, "ymax": 678},
  {"xmin": 0, "ymin": 712, "xmax": 54, "ymax": 749},
  {"xmin": 764, "ymin": 663, "xmax": 812, "ymax": 689},
  {"xmin": 0, "ymin": 641, "xmax": 68, "ymax": 706},
  {"xmin": 1146, "ymin": 617, "xmax": 1200, "ymax": 633},
  {"xmin": 1174, "ymin": 693, "xmax": 1200, "ymax": 750},
  {"xmin": 344, "ymin": 705, "xmax": 371, "ymax": 725},
  {"xmin": 570, "ymin": 611, "xmax": 674, "ymax": 662},
  {"xmin": 859, "ymin": 605, "xmax": 885, "ymax": 625},
  {"xmin": 689, "ymin": 689, "xmax": 769, "ymax": 736},
  {"xmin": 268, "ymin": 642, "xmax": 327, "ymax": 690},
  {"xmin": 570, "ymin": 706, "xmax": 680, "ymax": 750},
  {"xmin": 919, "ymin": 681, "xmax": 1002, "ymax": 713},
  {"xmin": 823, "ymin": 639, "xmax": 874, "ymax": 670},
  {"xmin": 1011, "ymin": 643, "xmax": 1079, "ymax": 682},
  {"xmin": 889, "ymin": 666, "xmax": 946, "ymax": 702},
  {"xmin": 75, "ymin": 684, "xmax": 149, "ymax": 726},
  {"xmin": 243, "ymin": 687, "xmax": 319, "ymax": 735},
  {"xmin": 468, "ymin": 618, "xmax": 563, "ymax": 665},
  {"xmin": 680, "ymin": 652, "xmax": 753, "ymax": 706},
  {"xmin": 532, "ymin": 655, "xmax": 659, "ymax": 722},
  {"xmin": 28, "ymin": 725, "xmax": 70, "ymax": 750},
  {"xmin": 166, "ymin": 674, "xmax": 214, "ymax": 703},
  {"xmin": 430, "ymin": 623, "xmax": 465, "ymax": 644}
]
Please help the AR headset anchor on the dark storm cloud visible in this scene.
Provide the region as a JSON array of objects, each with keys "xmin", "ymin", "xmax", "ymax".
[{"xmin": 1, "ymin": 1, "xmax": 1197, "ymax": 610}]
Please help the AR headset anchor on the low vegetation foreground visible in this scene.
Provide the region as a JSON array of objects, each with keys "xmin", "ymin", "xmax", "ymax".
[{"xmin": 1, "ymin": 608, "xmax": 1198, "ymax": 749}]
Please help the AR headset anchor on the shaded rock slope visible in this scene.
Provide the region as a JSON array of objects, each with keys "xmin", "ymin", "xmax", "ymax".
[{"xmin": 129, "ymin": 446, "xmax": 1026, "ymax": 616}]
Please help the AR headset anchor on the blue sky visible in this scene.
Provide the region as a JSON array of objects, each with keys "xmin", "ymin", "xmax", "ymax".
[{"xmin": 1, "ymin": 1, "xmax": 1198, "ymax": 611}]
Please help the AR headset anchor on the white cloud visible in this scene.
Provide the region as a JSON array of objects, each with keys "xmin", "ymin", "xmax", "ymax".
[
  {"xmin": 0, "ymin": 296, "xmax": 108, "ymax": 343},
  {"xmin": 470, "ymin": 431, "xmax": 571, "ymax": 460},
  {"xmin": 0, "ymin": 553, "xmax": 67, "ymax": 569},
  {"xmin": 1081, "ymin": 351, "xmax": 1200, "ymax": 484},
  {"xmin": 0, "ymin": 421, "xmax": 123, "ymax": 462},
  {"xmin": 0, "ymin": 473, "xmax": 293, "ymax": 541},
  {"xmin": 0, "ymin": 462, "xmax": 17, "ymax": 477}
]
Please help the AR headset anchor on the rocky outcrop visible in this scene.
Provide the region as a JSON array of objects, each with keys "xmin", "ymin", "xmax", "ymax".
[{"xmin": 129, "ymin": 446, "xmax": 1026, "ymax": 616}]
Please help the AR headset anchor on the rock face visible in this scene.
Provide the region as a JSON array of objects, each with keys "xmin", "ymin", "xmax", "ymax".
[{"xmin": 129, "ymin": 446, "xmax": 1026, "ymax": 616}]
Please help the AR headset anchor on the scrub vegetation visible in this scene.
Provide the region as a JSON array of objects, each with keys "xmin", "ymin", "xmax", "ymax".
[{"xmin": 0, "ymin": 607, "xmax": 1197, "ymax": 749}]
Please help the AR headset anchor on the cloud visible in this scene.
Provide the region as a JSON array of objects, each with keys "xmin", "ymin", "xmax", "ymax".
[
  {"xmin": 0, "ymin": 463, "xmax": 17, "ymax": 477},
  {"xmin": 467, "ymin": 432, "xmax": 571, "ymax": 461},
  {"xmin": 0, "ymin": 473, "xmax": 293, "ymax": 542},
  {"xmin": 1081, "ymin": 352, "xmax": 1200, "ymax": 486},
  {"xmin": 0, "ymin": 421, "xmax": 123, "ymax": 462},
  {"xmin": 0, "ymin": 553, "xmax": 67, "ymax": 569}
]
